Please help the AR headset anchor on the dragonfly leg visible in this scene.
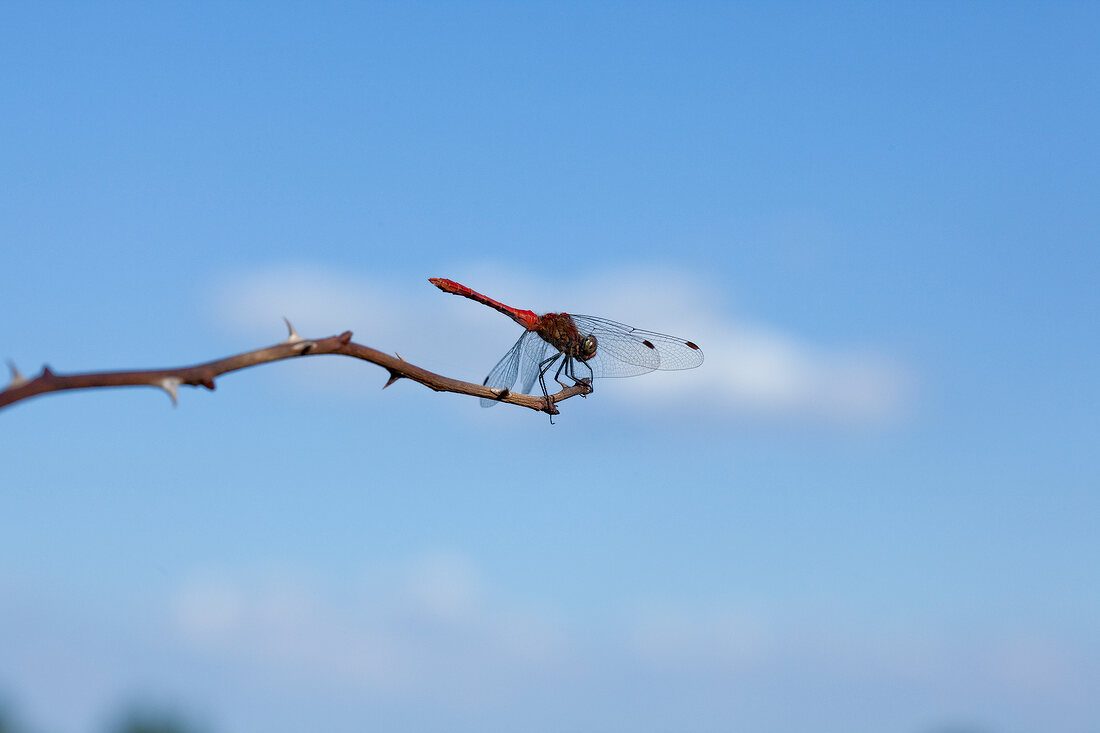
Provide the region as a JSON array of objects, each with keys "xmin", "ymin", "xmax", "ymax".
[
  {"xmin": 537, "ymin": 353, "xmax": 562, "ymax": 423},
  {"xmin": 553, "ymin": 355, "xmax": 571, "ymax": 390},
  {"xmin": 567, "ymin": 358, "xmax": 595, "ymax": 396}
]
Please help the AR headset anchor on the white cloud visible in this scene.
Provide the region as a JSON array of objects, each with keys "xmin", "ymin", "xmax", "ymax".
[
  {"xmin": 168, "ymin": 553, "xmax": 567, "ymax": 704},
  {"xmin": 161, "ymin": 556, "xmax": 1098, "ymax": 733},
  {"xmin": 3, "ymin": 556, "xmax": 1089, "ymax": 733},
  {"xmin": 205, "ymin": 263, "xmax": 911, "ymax": 423},
  {"xmin": 171, "ymin": 576, "xmax": 243, "ymax": 642},
  {"xmin": 402, "ymin": 552, "xmax": 483, "ymax": 621},
  {"xmin": 627, "ymin": 604, "xmax": 774, "ymax": 668}
]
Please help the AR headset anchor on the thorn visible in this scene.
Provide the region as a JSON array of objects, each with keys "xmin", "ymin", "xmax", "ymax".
[
  {"xmin": 338, "ymin": 331, "xmax": 353, "ymax": 345},
  {"xmin": 41, "ymin": 365, "xmax": 55, "ymax": 378},
  {"xmin": 295, "ymin": 340, "xmax": 317, "ymax": 354},
  {"xmin": 283, "ymin": 317, "xmax": 303, "ymax": 343},
  {"xmin": 382, "ymin": 370, "xmax": 402, "ymax": 389},
  {"xmin": 158, "ymin": 377, "xmax": 181, "ymax": 406},
  {"xmin": 489, "ymin": 387, "xmax": 510, "ymax": 399},
  {"xmin": 200, "ymin": 377, "xmax": 216, "ymax": 391},
  {"xmin": 6, "ymin": 361, "xmax": 27, "ymax": 389},
  {"xmin": 395, "ymin": 352, "xmax": 405, "ymax": 362}
]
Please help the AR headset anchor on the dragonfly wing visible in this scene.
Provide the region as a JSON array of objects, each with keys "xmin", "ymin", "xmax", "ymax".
[
  {"xmin": 569, "ymin": 314, "xmax": 704, "ymax": 378},
  {"xmin": 480, "ymin": 331, "xmax": 550, "ymax": 407},
  {"xmin": 516, "ymin": 335, "xmax": 553, "ymax": 396}
]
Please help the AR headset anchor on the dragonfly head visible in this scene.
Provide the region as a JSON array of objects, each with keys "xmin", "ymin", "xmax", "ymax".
[{"xmin": 578, "ymin": 334, "xmax": 598, "ymax": 361}]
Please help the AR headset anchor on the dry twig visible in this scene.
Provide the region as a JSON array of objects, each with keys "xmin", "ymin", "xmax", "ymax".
[{"xmin": 0, "ymin": 319, "xmax": 591, "ymax": 415}]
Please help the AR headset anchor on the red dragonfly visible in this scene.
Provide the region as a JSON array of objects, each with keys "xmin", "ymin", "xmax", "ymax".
[{"xmin": 430, "ymin": 278, "xmax": 703, "ymax": 418}]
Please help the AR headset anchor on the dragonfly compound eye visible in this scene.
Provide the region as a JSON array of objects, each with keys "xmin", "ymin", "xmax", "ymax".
[{"xmin": 582, "ymin": 335, "xmax": 598, "ymax": 356}]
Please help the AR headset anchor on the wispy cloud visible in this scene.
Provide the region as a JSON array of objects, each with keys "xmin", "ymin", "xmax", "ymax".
[
  {"xmin": 206, "ymin": 263, "xmax": 911, "ymax": 423},
  {"xmin": 164, "ymin": 554, "xmax": 1097, "ymax": 733},
  {"xmin": 170, "ymin": 553, "xmax": 568, "ymax": 705},
  {"xmin": 1, "ymin": 555, "xmax": 1090, "ymax": 733}
]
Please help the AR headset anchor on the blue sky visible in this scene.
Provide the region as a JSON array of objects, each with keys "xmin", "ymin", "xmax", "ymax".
[{"xmin": 2, "ymin": 3, "xmax": 1098, "ymax": 733}]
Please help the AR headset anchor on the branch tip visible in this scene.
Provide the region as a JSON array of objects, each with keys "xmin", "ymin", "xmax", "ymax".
[
  {"xmin": 282, "ymin": 317, "xmax": 303, "ymax": 343},
  {"xmin": 338, "ymin": 331, "xmax": 353, "ymax": 345},
  {"xmin": 158, "ymin": 377, "xmax": 181, "ymax": 406}
]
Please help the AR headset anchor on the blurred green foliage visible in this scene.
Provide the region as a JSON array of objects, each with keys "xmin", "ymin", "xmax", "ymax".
[
  {"xmin": 0, "ymin": 702, "xmax": 21, "ymax": 733},
  {"xmin": 0, "ymin": 701, "xmax": 206, "ymax": 733},
  {"xmin": 108, "ymin": 710, "xmax": 205, "ymax": 733}
]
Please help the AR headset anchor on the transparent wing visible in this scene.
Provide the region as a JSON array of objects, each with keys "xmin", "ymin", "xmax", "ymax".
[
  {"xmin": 569, "ymin": 314, "xmax": 704, "ymax": 379},
  {"xmin": 480, "ymin": 330, "xmax": 553, "ymax": 407},
  {"xmin": 516, "ymin": 336, "xmax": 554, "ymax": 396}
]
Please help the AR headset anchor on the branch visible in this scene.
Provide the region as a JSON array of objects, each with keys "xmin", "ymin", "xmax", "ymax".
[{"xmin": 0, "ymin": 319, "xmax": 592, "ymax": 416}]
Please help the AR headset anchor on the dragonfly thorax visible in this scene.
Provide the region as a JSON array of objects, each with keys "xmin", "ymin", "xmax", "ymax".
[{"xmin": 535, "ymin": 313, "xmax": 599, "ymax": 361}]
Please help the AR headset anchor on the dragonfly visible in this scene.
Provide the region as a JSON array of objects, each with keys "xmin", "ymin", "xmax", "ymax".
[{"xmin": 429, "ymin": 278, "xmax": 703, "ymax": 420}]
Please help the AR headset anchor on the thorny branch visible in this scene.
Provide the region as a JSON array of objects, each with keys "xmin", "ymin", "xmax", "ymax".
[{"xmin": 0, "ymin": 319, "xmax": 592, "ymax": 415}]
